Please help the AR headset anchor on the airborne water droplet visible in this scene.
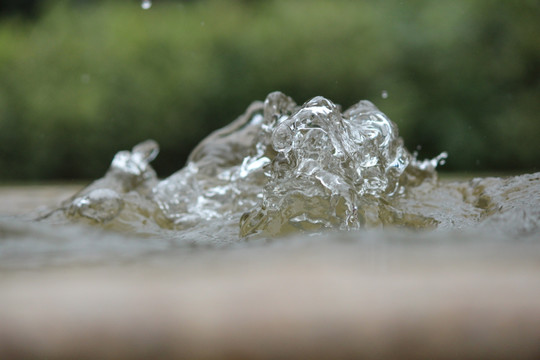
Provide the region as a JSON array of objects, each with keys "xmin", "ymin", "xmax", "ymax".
[{"xmin": 141, "ymin": 0, "xmax": 152, "ymax": 10}]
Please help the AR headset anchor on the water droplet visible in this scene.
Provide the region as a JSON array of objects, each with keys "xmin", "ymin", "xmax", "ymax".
[
  {"xmin": 381, "ymin": 90, "xmax": 388, "ymax": 99},
  {"xmin": 141, "ymin": 0, "xmax": 152, "ymax": 10}
]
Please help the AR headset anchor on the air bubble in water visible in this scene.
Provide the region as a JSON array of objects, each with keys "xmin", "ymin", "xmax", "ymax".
[
  {"xmin": 141, "ymin": 0, "xmax": 152, "ymax": 10},
  {"xmin": 69, "ymin": 189, "xmax": 124, "ymax": 222},
  {"xmin": 381, "ymin": 90, "xmax": 388, "ymax": 99},
  {"xmin": 272, "ymin": 124, "xmax": 294, "ymax": 153}
]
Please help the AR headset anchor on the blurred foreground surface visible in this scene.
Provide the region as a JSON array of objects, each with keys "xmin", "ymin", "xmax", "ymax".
[{"xmin": 1, "ymin": 185, "xmax": 540, "ymax": 359}]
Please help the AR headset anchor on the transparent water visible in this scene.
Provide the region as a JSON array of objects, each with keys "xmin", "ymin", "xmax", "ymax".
[{"xmin": 1, "ymin": 92, "xmax": 539, "ymax": 268}]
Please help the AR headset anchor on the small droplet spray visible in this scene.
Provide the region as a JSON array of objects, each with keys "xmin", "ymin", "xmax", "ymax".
[{"xmin": 141, "ymin": 0, "xmax": 152, "ymax": 10}]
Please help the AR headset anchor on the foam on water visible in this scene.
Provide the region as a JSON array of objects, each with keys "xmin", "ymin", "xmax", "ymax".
[{"xmin": 36, "ymin": 92, "xmax": 539, "ymax": 244}]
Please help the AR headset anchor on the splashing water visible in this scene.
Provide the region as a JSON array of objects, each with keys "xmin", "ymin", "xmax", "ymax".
[{"xmin": 35, "ymin": 91, "xmax": 539, "ymax": 244}]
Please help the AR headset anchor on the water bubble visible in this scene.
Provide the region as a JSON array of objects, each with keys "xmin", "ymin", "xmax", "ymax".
[
  {"xmin": 381, "ymin": 90, "xmax": 388, "ymax": 99},
  {"xmin": 141, "ymin": 0, "xmax": 152, "ymax": 10},
  {"xmin": 69, "ymin": 189, "xmax": 124, "ymax": 222},
  {"xmin": 272, "ymin": 124, "xmax": 294, "ymax": 153}
]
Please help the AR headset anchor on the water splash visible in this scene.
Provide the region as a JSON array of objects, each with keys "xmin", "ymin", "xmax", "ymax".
[
  {"xmin": 50, "ymin": 92, "xmax": 451, "ymax": 239},
  {"xmin": 236, "ymin": 93, "xmax": 442, "ymax": 236}
]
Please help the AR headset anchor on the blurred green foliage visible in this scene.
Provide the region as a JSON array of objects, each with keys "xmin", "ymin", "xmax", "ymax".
[{"xmin": 0, "ymin": 0, "xmax": 539, "ymax": 180}]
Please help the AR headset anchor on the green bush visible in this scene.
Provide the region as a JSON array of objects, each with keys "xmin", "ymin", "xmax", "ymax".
[{"xmin": 0, "ymin": 0, "xmax": 538, "ymax": 180}]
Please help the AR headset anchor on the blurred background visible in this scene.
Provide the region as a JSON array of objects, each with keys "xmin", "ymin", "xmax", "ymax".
[{"xmin": 0, "ymin": 0, "xmax": 538, "ymax": 181}]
